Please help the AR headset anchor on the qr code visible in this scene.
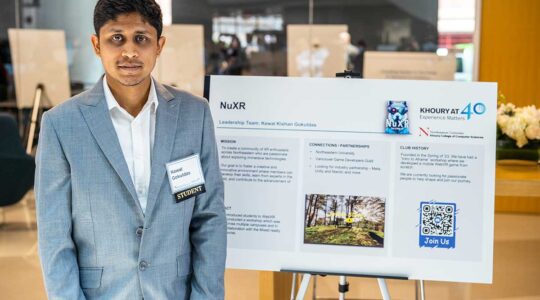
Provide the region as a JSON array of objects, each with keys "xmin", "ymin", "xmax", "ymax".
[{"xmin": 419, "ymin": 202, "xmax": 456, "ymax": 248}]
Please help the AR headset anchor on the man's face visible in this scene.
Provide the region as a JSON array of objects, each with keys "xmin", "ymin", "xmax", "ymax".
[{"xmin": 91, "ymin": 12, "xmax": 165, "ymax": 87}]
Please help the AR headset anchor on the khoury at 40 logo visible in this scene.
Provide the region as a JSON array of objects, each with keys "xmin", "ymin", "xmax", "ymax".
[{"xmin": 385, "ymin": 101, "xmax": 410, "ymax": 134}]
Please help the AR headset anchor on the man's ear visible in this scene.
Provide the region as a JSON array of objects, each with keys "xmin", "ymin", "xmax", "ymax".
[
  {"xmin": 91, "ymin": 34, "xmax": 101, "ymax": 56},
  {"xmin": 157, "ymin": 36, "xmax": 166, "ymax": 56}
]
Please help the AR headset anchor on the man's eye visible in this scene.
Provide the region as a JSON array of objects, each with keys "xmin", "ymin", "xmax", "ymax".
[
  {"xmin": 136, "ymin": 35, "xmax": 148, "ymax": 43},
  {"xmin": 112, "ymin": 35, "xmax": 123, "ymax": 42}
]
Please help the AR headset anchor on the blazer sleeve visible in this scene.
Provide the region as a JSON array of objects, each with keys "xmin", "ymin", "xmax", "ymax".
[
  {"xmin": 35, "ymin": 112, "xmax": 86, "ymax": 300},
  {"xmin": 189, "ymin": 102, "xmax": 227, "ymax": 300}
]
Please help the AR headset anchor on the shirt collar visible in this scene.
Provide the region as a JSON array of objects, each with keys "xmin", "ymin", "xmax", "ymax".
[{"xmin": 103, "ymin": 75, "xmax": 159, "ymax": 114}]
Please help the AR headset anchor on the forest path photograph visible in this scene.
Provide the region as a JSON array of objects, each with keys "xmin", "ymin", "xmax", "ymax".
[{"xmin": 304, "ymin": 194, "xmax": 386, "ymax": 248}]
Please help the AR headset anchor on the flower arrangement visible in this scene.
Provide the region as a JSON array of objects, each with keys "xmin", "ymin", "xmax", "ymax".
[{"xmin": 497, "ymin": 96, "xmax": 540, "ymax": 148}]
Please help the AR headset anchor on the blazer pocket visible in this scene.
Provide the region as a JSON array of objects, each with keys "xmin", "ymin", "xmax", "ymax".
[
  {"xmin": 79, "ymin": 267, "xmax": 103, "ymax": 289},
  {"xmin": 177, "ymin": 252, "xmax": 192, "ymax": 277}
]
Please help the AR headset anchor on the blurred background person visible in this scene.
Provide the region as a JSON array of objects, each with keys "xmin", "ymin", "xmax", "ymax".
[{"xmin": 222, "ymin": 35, "xmax": 250, "ymax": 75}]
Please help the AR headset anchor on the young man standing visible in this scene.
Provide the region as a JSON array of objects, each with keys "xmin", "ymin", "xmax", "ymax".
[{"xmin": 35, "ymin": 0, "xmax": 226, "ymax": 299}]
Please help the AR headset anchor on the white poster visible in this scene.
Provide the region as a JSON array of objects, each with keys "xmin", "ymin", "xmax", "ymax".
[
  {"xmin": 9, "ymin": 29, "xmax": 71, "ymax": 108},
  {"xmin": 208, "ymin": 76, "xmax": 496, "ymax": 283},
  {"xmin": 364, "ymin": 51, "xmax": 456, "ymax": 81}
]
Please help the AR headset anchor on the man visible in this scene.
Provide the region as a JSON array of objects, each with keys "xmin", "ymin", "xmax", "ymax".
[{"xmin": 35, "ymin": 0, "xmax": 226, "ymax": 299}]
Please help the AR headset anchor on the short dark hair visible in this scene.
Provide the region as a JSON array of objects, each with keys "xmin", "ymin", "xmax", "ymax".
[{"xmin": 93, "ymin": 0, "xmax": 163, "ymax": 37}]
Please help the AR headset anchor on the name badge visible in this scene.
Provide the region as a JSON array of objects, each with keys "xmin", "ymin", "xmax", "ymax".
[{"xmin": 166, "ymin": 154, "xmax": 206, "ymax": 203}]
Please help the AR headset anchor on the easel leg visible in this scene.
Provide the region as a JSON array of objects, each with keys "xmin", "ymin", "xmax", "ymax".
[
  {"xmin": 419, "ymin": 280, "xmax": 425, "ymax": 300},
  {"xmin": 295, "ymin": 274, "xmax": 312, "ymax": 300},
  {"xmin": 26, "ymin": 85, "xmax": 44, "ymax": 155},
  {"xmin": 21, "ymin": 192, "xmax": 32, "ymax": 229},
  {"xmin": 290, "ymin": 273, "xmax": 297, "ymax": 300},
  {"xmin": 377, "ymin": 278, "xmax": 391, "ymax": 300},
  {"xmin": 312, "ymin": 275, "xmax": 317, "ymax": 300},
  {"xmin": 339, "ymin": 276, "xmax": 348, "ymax": 300}
]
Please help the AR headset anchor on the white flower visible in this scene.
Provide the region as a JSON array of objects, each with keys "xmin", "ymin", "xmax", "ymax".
[
  {"xmin": 520, "ymin": 105, "xmax": 539, "ymax": 126},
  {"xmin": 497, "ymin": 102, "xmax": 540, "ymax": 147},
  {"xmin": 503, "ymin": 116, "xmax": 528, "ymax": 147},
  {"xmin": 497, "ymin": 103, "xmax": 516, "ymax": 116},
  {"xmin": 497, "ymin": 114, "xmax": 510, "ymax": 129},
  {"xmin": 525, "ymin": 124, "xmax": 540, "ymax": 140}
]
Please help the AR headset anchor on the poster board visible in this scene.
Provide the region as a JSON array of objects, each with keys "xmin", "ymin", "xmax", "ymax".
[
  {"xmin": 207, "ymin": 75, "xmax": 496, "ymax": 283},
  {"xmin": 287, "ymin": 25, "xmax": 348, "ymax": 77},
  {"xmin": 152, "ymin": 24, "xmax": 205, "ymax": 97},
  {"xmin": 8, "ymin": 29, "xmax": 71, "ymax": 108},
  {"xmin": 364, "ymin": 51, "xmax": 456, "ymax": 80}
]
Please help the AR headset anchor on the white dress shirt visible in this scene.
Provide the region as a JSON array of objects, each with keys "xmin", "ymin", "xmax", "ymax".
[{"xmin": 103, "ymin": 76, "xmax": 158, "ymax": 214}]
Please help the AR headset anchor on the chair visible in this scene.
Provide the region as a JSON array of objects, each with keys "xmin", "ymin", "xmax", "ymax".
[{"xmin": 0, "ymin": 112, "xmax": 35, "ymax": 227}]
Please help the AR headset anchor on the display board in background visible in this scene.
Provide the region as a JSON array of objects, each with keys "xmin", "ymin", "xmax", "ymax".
[
  {"xmin": 364, "ymin": 51, "xmax": 456, "ymax": 81},
  {"xmin": 8, "ymin": 29, "xmax": 71, "ymax": 108},
  {"xmin": 152, "ymin": 24, "xmax": 205, "ymax": 97},
  {"xmin": 207, "ymin": 75, "xmax": 496, "ymax": 283},
  {"xmin": 287, "ymin": 25, "xmax": 348, "ymax": 78}
]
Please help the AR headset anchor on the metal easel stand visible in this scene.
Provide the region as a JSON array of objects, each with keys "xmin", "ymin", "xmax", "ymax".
[
  {"xmin": 415, "ymin": 280, "xmax": 426, "ymax": 300},
  {"xmin": 290, "ymin": 273, "xmax": 319, "ymax": 300},
  {"xmin": 339, "ymin": 276, "xmax": 348, "ymax": 300},
  {"xmin": 23, "ymin": 84, "xmax": 45, "ymax": 257},
  {"xmin": 26, "ymin": 83, "xmax": 45, "ymax": 154},
  {"xmin": 287, "ymin": 270, "xmax": 408, "ymax": 300},
  {"xmin": 293, "ymin": 273, "xmax": 391, "ymax": 300}
]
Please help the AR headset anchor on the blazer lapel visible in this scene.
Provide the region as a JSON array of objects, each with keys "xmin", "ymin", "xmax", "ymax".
[
  {"xmin": 78, "ymin": 78, "xmax": 143, "ymax": 216},
  {"xmin": 144, "ymin": 81, "xmax": 178, "ymax": 218}
]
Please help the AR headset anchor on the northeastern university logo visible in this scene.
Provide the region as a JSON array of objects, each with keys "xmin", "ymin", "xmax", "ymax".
[{"xmin": 385, "ymin": 101, "xmax": 410, "ymax": 134}]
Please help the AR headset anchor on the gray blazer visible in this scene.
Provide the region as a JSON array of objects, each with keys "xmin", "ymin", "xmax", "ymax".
[{"xmin": 35, "ymin": 77, "xmax": 226, "ymax": 299}]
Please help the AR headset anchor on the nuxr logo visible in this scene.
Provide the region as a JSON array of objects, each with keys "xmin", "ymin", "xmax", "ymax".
[
  {"xmin": 385, "ymin": 101, "xmax": 410, "ymax": 134},
  {"xmin": 220, "ymin": 101, "xmax": 246, "ymax": 110}
]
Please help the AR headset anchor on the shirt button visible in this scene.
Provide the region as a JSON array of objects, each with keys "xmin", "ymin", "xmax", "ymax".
[
  {"xmin": 136, "ymin": 226, "xmax": 143, "ymax": 237},
  {"xmin": 139, "ymin": 261, "xmax": 148, "ymax": 271}
]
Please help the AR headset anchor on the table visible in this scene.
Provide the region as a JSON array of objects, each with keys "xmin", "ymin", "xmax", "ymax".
[{"xmin": 496, "ymin": 161, "xmax": 540, "ymax": 213}]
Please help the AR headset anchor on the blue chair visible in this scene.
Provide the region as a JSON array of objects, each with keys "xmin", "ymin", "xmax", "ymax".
[{"xmin": 0, "ymin": 112, "xmax": 35, "ymax": 227}]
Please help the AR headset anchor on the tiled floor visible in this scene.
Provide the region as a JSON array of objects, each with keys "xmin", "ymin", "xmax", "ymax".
[{"xmin": 1, "ymin": 192, "xmax": 539, "ymax": 300}]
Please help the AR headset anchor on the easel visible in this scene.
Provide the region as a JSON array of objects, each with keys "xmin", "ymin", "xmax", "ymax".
[
  {"xmin": 284, "ymin": 269, "xmax": 407, "ymax": 300},
  {"xmin": 18, "ymin": 84, "xmax": 54, "ymax": 260},
  {"xmin": 25, "ymin": 83, "xmax": 47, "ymax": 154},
  {"xmin": 23, "ymin": 83, "xmax": 47, "ymax": 253}
]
